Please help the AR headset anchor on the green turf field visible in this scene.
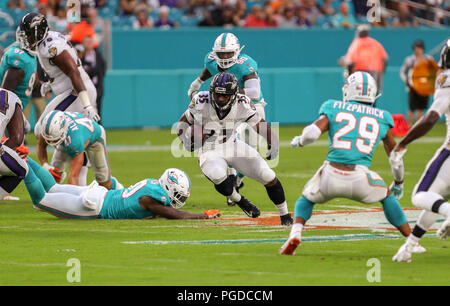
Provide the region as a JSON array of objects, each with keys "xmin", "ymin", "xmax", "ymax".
[{"xmin": 0, "ymin": 124, "xmax": 448, "ymax": 286}]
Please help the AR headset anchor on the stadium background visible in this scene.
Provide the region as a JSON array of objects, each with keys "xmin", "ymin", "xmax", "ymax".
[{"xmin": 0, "ymin": 0, "xmax": 449, "ymax": 129}]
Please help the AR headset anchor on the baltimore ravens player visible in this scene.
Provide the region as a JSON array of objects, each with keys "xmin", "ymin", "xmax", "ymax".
[
  {"xmin": 0, "ymin": 89, "xmax": 29, "ymax": 201},
  {"xmin": 23, "ymin": 157, "xmax": 221, "ymax": 220},
  {"xmin": 392, "ymin": 39, "xmax": 450, "ymax": 262},
  {"xmin": 187, "ymin": 32, "xmax": 266, "ymax": 205},
  {"xmin": 39, "ymin": 110, "xmax": 122, "ymax": 190},
  {"xmin": 0, "ymin": 27, "xmax": 38, "ymax": 200},
  {"xmin": 18, "ymin": 12, "xmax": 98, "ymax": 184},
  {"xmin": 179, "ymin": 72, "xmax": 293, "ymax": 226},
  {"xmin": 279, "ymin": 71, "xmax": 422, "ymax": 255}
]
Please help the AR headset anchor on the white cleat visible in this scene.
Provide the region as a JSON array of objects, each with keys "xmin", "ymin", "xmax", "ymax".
[
  {"xmin": 392, "ymin": 242, "xmax": 414, "ymax": 262},
  {"xmin": 2, "ymin": 194, "xmax": 20, "ymax": 201},
  {"xmin": 411, "ymin": 243, "xmax": 427, "ymax": 254},
  {"xmin": 437, "ymin": 217, "xmax": 450, "ymax": 240},
  {"xmin": 279, "ymin": 234, "xmax": 301, "ymax": 255}
]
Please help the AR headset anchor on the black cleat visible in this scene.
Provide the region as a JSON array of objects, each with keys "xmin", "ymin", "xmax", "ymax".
[
  {"xmin": 236, "ymin": 196, "xmax": 260, "ymax": 218},
  {"xmin": 280, "ymin": 213, "xmax": 293, "ymax": 226}
]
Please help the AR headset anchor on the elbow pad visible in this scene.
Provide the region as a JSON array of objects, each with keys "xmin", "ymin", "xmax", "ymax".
[{"xmin": 300, "ymin": 124, "xmax": 322, "ymax": 146}]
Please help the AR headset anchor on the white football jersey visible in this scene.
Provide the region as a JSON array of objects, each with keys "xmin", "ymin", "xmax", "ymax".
[
  {"xmin": 0, "ymin": 89, "xmax": 22, "ymax": 138},
  {"xmin": 184, "ymin": 91, "xmax": 261, "ymax": 150},
  {"xmin": 37, "ymin": 31, "xmax": 92, "ymax": 96},
  {"xmin": 430, "ymin": 69, "xmax": 450, "ymax": 147}
]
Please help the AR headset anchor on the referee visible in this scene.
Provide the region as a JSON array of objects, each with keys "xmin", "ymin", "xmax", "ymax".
[{"xmin": 400, "ymin": 40, "xmax": 434, "ymax": 127}]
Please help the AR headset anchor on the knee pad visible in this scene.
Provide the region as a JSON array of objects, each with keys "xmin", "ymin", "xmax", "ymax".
[
  {"xmin": 260, "ymin": 167, "xmax": 276, "ymax": 185},
  {"xmin": 203, "ymin": 161, "xmax": 228, "ymax": 185}
]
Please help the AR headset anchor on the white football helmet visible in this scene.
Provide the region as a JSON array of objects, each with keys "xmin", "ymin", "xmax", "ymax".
[
  {"xmin": 342, "ymin": 71, "xmax": 378, "ymax": 105},
  {"xmin": 212, "ymin": 32, "xmax": 244, "ymax": 69},
  {"xmin": 40, "ymin": 110, "xmax": 70, "ymax": 146},
  {"xmin": 159, "ymin": 168, "xmax": 191, "ymax": 209}
]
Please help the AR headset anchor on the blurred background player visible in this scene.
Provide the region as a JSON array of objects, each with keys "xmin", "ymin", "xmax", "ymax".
[
  {"xmin": 39, "ymin": 110, "xmax": 122, "ymax": 190},
  {"xmin": 400, "ymin": 39, "xmax": 437, "ymax": 127},
  {"xmin": 280, "ymin": 72, "xmax": 421, "ymax": 255},
  {"xmin": 344, "ymin": 25, "xmax": 388, "ymax": 95},
  {"xmin": 23, "ymin": 158, "xmax": 221, "ymax": 220},
  {"xmin": 187, "ymin": 32, "xmax": 266, "ymax": 205},
  {"xmin": 0, "ymin": 89, "xmax": 29, "ymax": 201},
  {"xmin": 392, "ymin": 39, "xmax": 450, "ymax": 263},
  {"xmin": 0, "ymin": 26, "xmax": 38, "ymax": 200},
  {"xmin": 18, "ymin": 12, "xmax": 99, "ymax": 184},
  {"xmin": 179, "ymin": 72, "xmax": 292, "ymax": 226}
]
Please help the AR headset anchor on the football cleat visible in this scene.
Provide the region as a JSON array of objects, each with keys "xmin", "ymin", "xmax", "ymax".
[
  {"xmin": 411, "ymin": 243, "xmax": 427, "ymax": 253},
  {"xmin": 280, "ymin": 213, "xmax": 293, "ymax": 226},
  {"xmin": 437, "ymin": 216, "xmax": 450, "ymax": 240},
  {"xmin": 236, "ymin": 196, "xmax": 260, "ymax": 218},
  {"xmin": 392, "ymin": 242, "xmax": 414, "ymax": 262},
  {"xmin": 279, "ymin": 234, "xmax": 301, "ymax": 255}
]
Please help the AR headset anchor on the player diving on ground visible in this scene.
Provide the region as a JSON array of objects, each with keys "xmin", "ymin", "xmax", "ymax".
[
  {"xmin": 23, "ymin": 157, "xmax": 221, "ymax": 220},
  {"xmin": 279, "ymin": 71, "xmax": 425, "ymax": 255}
]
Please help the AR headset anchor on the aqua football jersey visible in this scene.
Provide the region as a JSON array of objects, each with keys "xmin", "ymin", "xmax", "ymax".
[
  {"xmin": 58, "ymin": 112, "xmax": 103, "ymax": 158},
  {"xmin": 99, "ymin": 179, "xmax": 172, "ymax": 219},
  {"xmin": 204, "ymin": 52, "xmax": 264, "ymax": 103},
  {"xmin": 0, "ymin": 45, "xmax": 37, "ymax": 108},
  {"xmin": 319, "ymin": 100, "xmax": 394, "ymax": 168}
]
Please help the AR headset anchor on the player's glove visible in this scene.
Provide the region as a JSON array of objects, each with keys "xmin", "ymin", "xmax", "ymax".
[
  {"xmin": 83, "ymin": 105, "xmax": 101, "ymax": 122},
  {"xmin": 390, "ymin": 181, "xmax": 404, "ymax": 200},
  {"xmin": 40, "ymin": 81, "xmax": 52, "ymax": 97},
  {"xmin": 15, "ymin": 145, "xmax": 29, "ymax": 160},
  {"xmin": 389, "ymin": 147, "xmax": 407, "ymax": 171},
  {"xmin": 42, "ymin": 162, "xmax": 66, "ymax": 183},
  {"xmin": 290, "ymin": 135, "xmax": 303, "ymax": 148},
  {"xmin": 204, "ymin": 209, "xmax": 222, "ymax": 219},
  {"xmin": 266, "ymin": 144, "xmax": 279, "ymax": 160}
]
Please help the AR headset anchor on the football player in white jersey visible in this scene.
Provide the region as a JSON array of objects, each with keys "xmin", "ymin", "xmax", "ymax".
[
  {"xmin": 0, "ymin": 88, "xmax": 29, "ymax": 199},
  {"xmin": 187, "ymin": 33, "xmax": 266, "ymax": 206},
  {"xmin": 392, "ymin": 38, "xmax": 450, "ymax": 262},
  {"xmin": 178, "ymin": 72, "xmax": 293, "ymax": 226},
  {"xmin": 18, "ymin": 12, "xmax": 99, "ymax": 185}
]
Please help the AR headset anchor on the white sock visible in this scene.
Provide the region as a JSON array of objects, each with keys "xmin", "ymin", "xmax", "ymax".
[
  {"xmin": 276, "ymin": 201, "xmax": 289, "ymax": 216},
  {"xmin": 290, "ymin": 223, "xmax": 304, "ymax": 238},
  {"xmin": 229, "ymin": 188, "xmax": 241, "ymax": 203}
]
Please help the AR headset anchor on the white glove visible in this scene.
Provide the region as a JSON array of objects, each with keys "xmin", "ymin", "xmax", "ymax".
[
  {"xmin": 188, "ymin": 77, "xmax": 204, "ymax": 100},
  {"xmin": 83, "ymin": 105, "xmax": 100, "ymax": 122},
  {"xmin": 290, "ymin": 135, "xmax": 303, "ymax": 148},
  {"xmin": 389, "ymin": 148, "xmax": 407, "ymax": 171},
  {"xmin": 40, "ymin": 81, "xmax": 52, "ymax": 97},
  {"xmin": 390, "ymin": 181, "xmax": 404, "ymax": 200},
  {"xmin": 266, "ymin": 144, "xmax": 279, "ymax": 160}
]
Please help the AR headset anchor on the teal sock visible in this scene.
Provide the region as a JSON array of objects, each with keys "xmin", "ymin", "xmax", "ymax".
[
  {"xmin": 23, "ymin": 166, "xmax": 45, "ymax": 206},
  {"xmin": 237, "ymin": 172, "xmax": 245, "ymax": 179},
  {"xmin": 294, "ymin": 196, "xmax": 315, "ymax": 221},
  {"xmin": 381, "ymin": 194, "xmax": 408, "ymax": 228},
  {"xmin": 27, "ymin": 157, "xmax": 56, "ymax": 192}
]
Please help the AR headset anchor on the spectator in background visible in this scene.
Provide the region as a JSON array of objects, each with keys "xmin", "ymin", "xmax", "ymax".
[
  {"xmin": 199, "ymin": 0, "xmax": 238, "ymax": 27},
  {"xmin": 119, "ymin": 0, "xmax": 137, "ymax": 15},
  {"xmin": 332, "ymin": 2, "xmax": 356, "ymax": 28},
  {"xmin": 318, "ymin": 0, "xmax": 336, "ymax": 22},
  {"xmin": 344, "ymin": 25, "xmax": 388, "ymax": 94},
  {"xmin": 81, "ymin": 35, "xmax": 106, "ymax": 124},
  {"xmin": 399, "ymin": 39, "xmax": 434, "ymax": 127},
  {"xmin": 352, "ymin": 0, "xmax": 369, "ymax": 20},
  {"xmin": 70, "ymin": 3, "xmax": 100, "ymax": 48},
  {"xmin": 155, "ymin": 6, "xmax": 179, "ymax": 28},
  {"xmin": 8, "ymin": 0, "xmax": 26, "ymax": 9},
  {"xmin": 233, "ymin": 0, "xmax": 248, "ymax": 26},
  {"xmin": 392, "ymin": 2, "xmax": 419, "ymax": 27},
  {"xmin": 133, "ymin": 8, "xmax": 154, "ymax": 28},
  {"xmin": 48, "ymin": 6, "xmax": 70, "ymax": 34},
  {"xmin": 94, "ymin": 0, "xmax": 107, "ymax": 7},
  {"xmin": 243, "ymin": 5, "xmax": 269, "ymax": 27},
  {"xmin": 278, "ymin": 6, "xmax": 298, "ymax": 28},
  {"xmin": 303, "ymin": 0, "xmax": 323, "ymax": 26},
  {"xmin": 160, "ymin": 0, "xmax": 184, "ymax": 8},
  {"xmin": 263, "ymin": 3, "xmax": 278, "ymax": 27},
  {"xmin": 296, "ymin": 6, "xmax": 313, "ymax": 27}
]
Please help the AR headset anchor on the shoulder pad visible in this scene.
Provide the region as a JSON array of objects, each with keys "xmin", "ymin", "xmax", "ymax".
[
  {"xmin": 38, "ymin": 33, "xmax": 67, "ymax": 58},
  {"xmin": 189, "ymin": 91, "xmax": 210, "ymax": 110}
]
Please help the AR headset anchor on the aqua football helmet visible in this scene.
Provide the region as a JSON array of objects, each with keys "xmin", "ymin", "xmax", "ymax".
[
  {"xmin": 159, "ymin": 168, "xmax": 191, "ymax": 209},
  {"xmin": 212, "ymin": 32, "xmax": 244, "ymax": 69},
  {"xmin": 40, "ymin": 111, "xmax": 70, "ymax": 146},
  {"xmin": 342, "ymin": 71, "xmax": 378, "ymax": 105}
]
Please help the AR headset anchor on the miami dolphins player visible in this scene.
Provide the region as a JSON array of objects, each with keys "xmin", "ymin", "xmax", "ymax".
[
  {"xmin": 38, "ymin": 110, "xmax": 122, "ymax": 190},
  {"xmin": 0, "ymin": 27, "xmax": 38, "ymax": 200},
  {"xmin": 279, "ymin": 71, "xmax": 424, "ymax": 255},
  {"xmin": 187, "ymin": 32, "xmax": 266, "ymax": 205},
  {"xmin": 23, "ymin": 157, "xmax": 221, "ymax": 220}
]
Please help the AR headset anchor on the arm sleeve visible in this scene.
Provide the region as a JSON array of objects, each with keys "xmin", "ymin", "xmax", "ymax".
[{"xmin": 243, "ymin": 78, "xmax": 261, "ymax": 101}]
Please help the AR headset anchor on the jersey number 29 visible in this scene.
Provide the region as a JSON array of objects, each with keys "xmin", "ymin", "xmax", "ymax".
[{"xmin": 332, "ymin": 111, "xmax": 380, "ymax": 155}]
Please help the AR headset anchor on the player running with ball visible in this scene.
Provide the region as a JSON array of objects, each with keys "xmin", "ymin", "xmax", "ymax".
[
  {"xmin": 279, "ymin": 71, "xmax": 424, "ymax": 255},
  {"xmin": 178, "ymin": 72, "xmax": 293, "ymax": 226}
]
